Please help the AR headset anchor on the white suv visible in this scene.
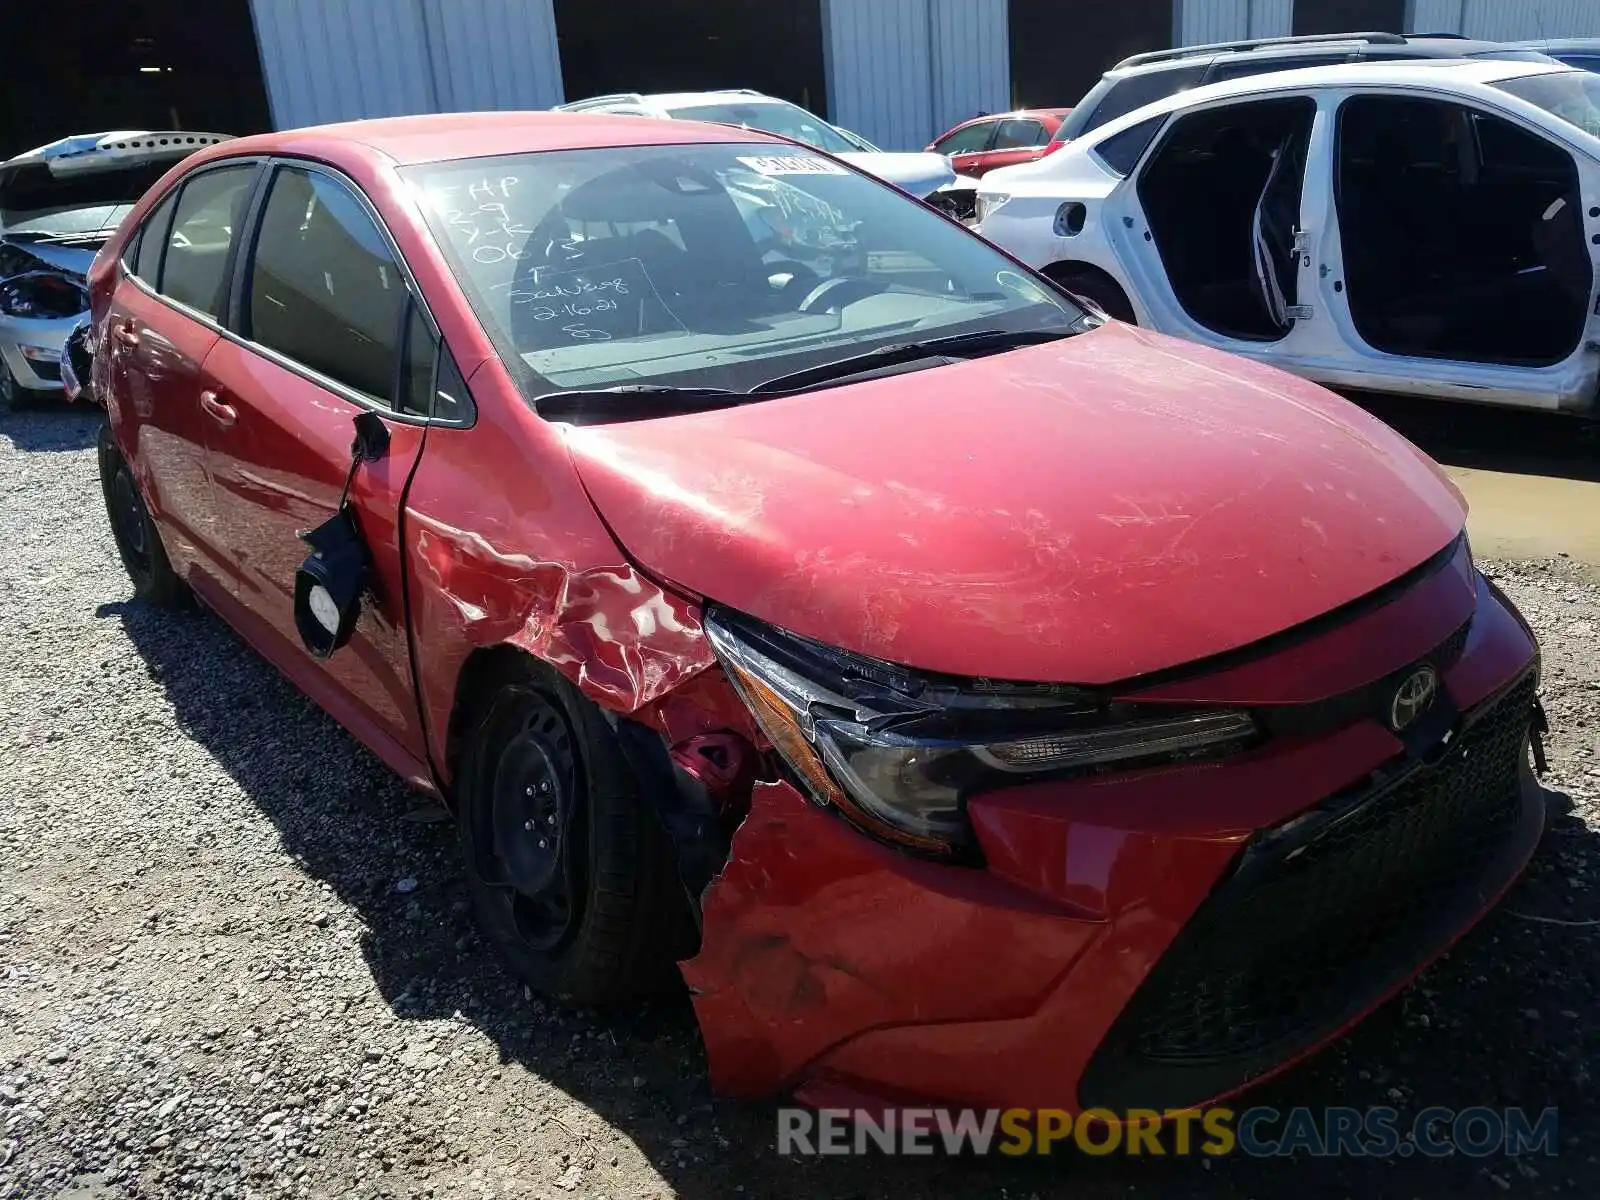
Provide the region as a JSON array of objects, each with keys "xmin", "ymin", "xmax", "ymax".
[{"xmin": 555, "ymin": 89, "xmax": 960, "ymax": 210}]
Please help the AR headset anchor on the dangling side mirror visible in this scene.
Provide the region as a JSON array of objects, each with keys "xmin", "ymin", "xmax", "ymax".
[{"xmin": 293, "ymin": 412, "xmax": 390, "ymax": 659}]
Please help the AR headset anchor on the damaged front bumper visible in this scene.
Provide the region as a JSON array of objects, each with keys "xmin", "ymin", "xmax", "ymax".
[{"xmin": 680, "ymin": 570, "xmax": 1545, "ymax": 1114}]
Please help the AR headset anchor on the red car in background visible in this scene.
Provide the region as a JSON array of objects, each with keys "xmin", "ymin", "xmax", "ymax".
[
  {"xmin": 89, "ymin": 110, "xmax": 1545, "ymax": 1117},
  {"xmin": 928, "ymin": 107, "xmax": 1073, "ymax": 177}
]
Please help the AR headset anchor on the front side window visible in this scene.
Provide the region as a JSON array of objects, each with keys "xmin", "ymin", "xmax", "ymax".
[
  {"xmin": 161, "ymin": 165, "xmax": 255, "ymax": 319},
  {"xmin": 935, "ymin": 122, "xmax": 997, "ymax": 154},
  {"xmin": 405, "ymin": 143, "xmax": 1081, "ymax": 403},
  {"xmin": 664, "ymin": 102, "xmax": 858, "ymax": 154},
  {"xmin": 245, "ymin": 166, "xmax": 407, "ymax": 402},
  {"xmin": 993, "ymin": 119, "xmax": 1046, "ymax": 149}
]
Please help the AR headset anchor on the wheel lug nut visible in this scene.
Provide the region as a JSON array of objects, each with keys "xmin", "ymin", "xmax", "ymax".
[
  {"xmin": 525, "ymin": 786, "xmax": 534, "ymax": 796},
  {"xmin": 523, "ymin": 820, "xmax": 534, "ymax": 831},
  {"xmin": 538, "ymin": 839, "xmax": 548, "ymax": 849},
  {"xmin": 539, "ymin": 781, "xmax": 550, "ymax": 793}
]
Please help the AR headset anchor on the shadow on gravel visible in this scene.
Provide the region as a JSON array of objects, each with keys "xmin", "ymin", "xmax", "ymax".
[
  {"xmin": 1347, "ymin": 392, "xmax": 1600, "ymax": 485},
  {"xmin": 99, "ymin": 591, "xmax": 1600, "ymax": 1199},
  {"xmin": 0, "ymin": 403, "xmax": 103, "ymax": 454}
]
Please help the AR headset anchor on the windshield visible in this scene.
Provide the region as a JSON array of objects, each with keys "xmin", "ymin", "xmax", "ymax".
[
  {"xmin": 0, "ymin": 161, "xmax": 169, "ymax": 234},
  {"xmin": 404, "ymin": 143, "xmax": 1080, "ymax": 401},
  {"xmin": 663, "ymin": 102, "xmax": 859, "ymax": 154},
  {"xmin": 1493, "ymin": 69, "xmax": 1600, "ymax": 137}
]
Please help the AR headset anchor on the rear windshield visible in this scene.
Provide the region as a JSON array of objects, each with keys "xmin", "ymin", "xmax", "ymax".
[
  {"xmin": 663, "ymin": 101, "xmax": 857, "ymax": 154},
  {"xmin": 404, "ymin": 143, "xmax": 1079, "ymax": 399},
  {"xmin": 1492, "ymin": 70, "xmax": 1600, "ymax": 138}
]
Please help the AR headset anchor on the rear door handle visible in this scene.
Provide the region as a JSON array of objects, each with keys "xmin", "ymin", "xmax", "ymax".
[
  {"xmin": 199, "ymin": 389, "xmax": 237, "ymax": 427},
  {"xmin": 112, "ymin": 323, "xmax": 139, "ymax": 348}
]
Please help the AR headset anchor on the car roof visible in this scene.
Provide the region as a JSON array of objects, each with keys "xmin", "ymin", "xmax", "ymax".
[
  {"xmin": 1102, "ymin": 55, "xmax": 1573, "ymax": 104},
  {"xmin": 193, "ymin": 110, "xmax": 780, "ymax": 169},
  {"xmin": 1507, "ymin": 37, "xmax": 1600, "ymax": 53},
  {"xmin": 1108, "ymin": 33, "xmax": 1543, "ymax": 78},
  {"xmin": 631, "ymin": 91, "xmax": 796, "ymax": 109}
]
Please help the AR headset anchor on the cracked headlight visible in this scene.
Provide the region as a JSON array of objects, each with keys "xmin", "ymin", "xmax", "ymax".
[{"xmin": 705, "ymin": 608, "xmax": 1258, "ymax": 859}]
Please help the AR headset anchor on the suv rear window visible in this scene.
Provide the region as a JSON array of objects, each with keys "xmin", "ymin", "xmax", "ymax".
[{"xmin": 1083, "ymin": 65, "xmax": 1208, "ymax": 134}]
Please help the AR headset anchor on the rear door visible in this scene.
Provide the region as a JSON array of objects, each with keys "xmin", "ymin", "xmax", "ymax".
[
  {"xmin": 977, "ymin": 118, "xmax": 1051, "ymax": 174},
  {"xmin": 103, "ymin": 161, "xmax": 261, "ymax": 601},
  {"xmin": 197, "ymin": 161, "xmax": 444, "ymax": 778}
]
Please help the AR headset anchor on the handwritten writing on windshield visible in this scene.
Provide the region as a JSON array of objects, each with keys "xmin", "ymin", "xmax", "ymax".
[
  {"xmin": 431, "ymin": 176, "xmax": 533, "ymax": 265},
  {"xmin": 507, "ymin": 259, "xmax": 669, "ymax": 343}
]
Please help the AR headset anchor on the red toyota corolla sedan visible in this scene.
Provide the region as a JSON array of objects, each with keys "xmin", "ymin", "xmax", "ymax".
[{"xmin": 88, "ymin": 112, "xmax": 1546, "ymax": 1116}]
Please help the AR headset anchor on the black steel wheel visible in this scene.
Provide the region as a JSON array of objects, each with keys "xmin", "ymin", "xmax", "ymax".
[
  {"xmin": 469, "ymin": 688, "xmax": 584, "ymax": 956},
  {"xmin": 97, "ymin": 421, "xmax": 186, "ymax": 607},
  {"xmin": 456, "ymin": 659, "xmax": 692, "ymax": 1005}
]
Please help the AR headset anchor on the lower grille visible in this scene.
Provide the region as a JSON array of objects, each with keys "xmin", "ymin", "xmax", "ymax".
[{"xmin": 1081, "ymin": 672, "xmax": 1540, "ymax": 1111}]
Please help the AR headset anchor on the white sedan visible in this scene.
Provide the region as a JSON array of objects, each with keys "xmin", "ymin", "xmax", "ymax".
[{"xmin": 977, "ymin": 58, "xmax": 1600, "ymax": 416}]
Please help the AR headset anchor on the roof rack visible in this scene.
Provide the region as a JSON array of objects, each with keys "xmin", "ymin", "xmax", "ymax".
[
  {"xmin": 1114, "ymin": 30, "xmax": 1407, "ymax": 71},
  {"xmin": 555, "ymin": 93, "xmax": 647, "ymax": 111},
  {"xmin": 709, "ymin": 88, "xmax": 769, "ymax": 97}
]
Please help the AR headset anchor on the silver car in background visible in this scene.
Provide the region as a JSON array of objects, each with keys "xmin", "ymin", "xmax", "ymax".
[{"xmin": 0, "ymin": 130, "xmax": 230, "ymax": 407}]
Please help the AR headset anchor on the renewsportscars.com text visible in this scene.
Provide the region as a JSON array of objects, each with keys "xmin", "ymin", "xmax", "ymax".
[{"xmin": 777, "ymin": 1105, "xmax": 1559, "ymax": 1158}]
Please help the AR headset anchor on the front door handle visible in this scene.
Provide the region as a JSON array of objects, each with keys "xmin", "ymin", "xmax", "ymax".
[
  {"xmin": 199, "ymin": 389, "xmax": 237, "ymax": 427},
  {"xmin": 112, "ymin": 323, "xmax": 140, "ymax": 348}
]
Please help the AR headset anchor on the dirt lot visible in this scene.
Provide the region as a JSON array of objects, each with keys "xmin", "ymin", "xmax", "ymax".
[{"xmin": 1, "ymin": 401, "xmax": 1598, "ymax": 1200}]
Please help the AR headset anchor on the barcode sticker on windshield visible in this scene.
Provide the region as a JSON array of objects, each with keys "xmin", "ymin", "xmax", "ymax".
[{"xmin": 736, "ymin": 155, "xmax": 848, "ymax": 176}]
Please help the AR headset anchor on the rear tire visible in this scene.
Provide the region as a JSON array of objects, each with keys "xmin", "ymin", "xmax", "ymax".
[
  {"xmin": 455, "ymin": 657, "xmax": 690, "ymax": 1005},
  {"xmin": 1044, "ymin": 265, "xmax": 1138, "ymax": 325},
  {"xmin": 97, "ymin": 422, "xmax": 187, "ymax": 608}
]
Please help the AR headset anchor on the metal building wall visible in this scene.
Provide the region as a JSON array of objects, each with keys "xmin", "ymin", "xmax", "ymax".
[
  {"xmin": 1177, "ymin": 0, "xmax": 1295, "ymax": 44},
  {"xmin": 822, "ymin": 0, "xmax": 1010, "ymax": 151},
  {"xmin": 1407, "ymin": 0, "xmax": 1600, "ymax": 37},
  {"xmin": 250, "ymin": 0, "xmax": 564, "ymax": 131}
]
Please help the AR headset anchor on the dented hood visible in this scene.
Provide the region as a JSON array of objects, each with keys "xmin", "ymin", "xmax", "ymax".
[{"xmin": 561, "ymin": 323, "xmax": 1466, "ymax": 685}]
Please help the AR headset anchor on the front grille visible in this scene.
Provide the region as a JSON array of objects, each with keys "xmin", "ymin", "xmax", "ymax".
[{"xmin": 1081, "ymin": 671, "xmax": 1539, "ymax": 1111}]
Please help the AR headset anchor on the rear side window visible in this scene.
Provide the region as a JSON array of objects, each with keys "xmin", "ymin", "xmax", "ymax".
[
  {"xmin": 994, "ymin": 119, "xmax": 1046, "ymax": 149},
  {"xmin": 130, "ymin": 192, "xmax": 178, "ymax": 282},
  {"xmin": 161, "ymin": 166, "xmax": 255, "ymax": 319},
  {"xmin": 1085, "ymin": 65, "xmax": 1207, "ymax": 133},
  {"xmin": 1094, "ymin": 114, "xmax": 1167, "ymax": 176},
  {"xmin": 245, "ymin": 166, "xmax": 407, "ymax": 403},
  {"xmin": 934, "ymin": 122, "xmax": 996, "ymax": 154}
]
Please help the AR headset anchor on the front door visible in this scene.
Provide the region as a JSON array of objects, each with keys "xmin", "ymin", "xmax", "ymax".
[
  {"xmin": 932, "ymin": 120, "xmax": 999, "ymax": 178},
  {"xmin": 977, "ymin": 117, "xmax": 1050, "ymax": 175},
  {"xmin": 199, "ymin": 162, "xmax": 437, "ymax": 780},
  {"xmin": 104, "ymin": 162, "xmax": 260, "ymax": 601}
]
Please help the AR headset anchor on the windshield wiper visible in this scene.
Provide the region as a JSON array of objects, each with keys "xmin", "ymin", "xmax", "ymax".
[
  {"xmin": 533, "ymin": 384, "xmax": 753, "ymax": 425},
  {"xmin": 750, "ymin": 326, "xmax": 1076, "ymax": 394}
]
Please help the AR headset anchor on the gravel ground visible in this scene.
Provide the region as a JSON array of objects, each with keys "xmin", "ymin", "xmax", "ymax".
[{"xmin": 1, "ymin": 404, "xmax": 1598, "ymax": 1200}]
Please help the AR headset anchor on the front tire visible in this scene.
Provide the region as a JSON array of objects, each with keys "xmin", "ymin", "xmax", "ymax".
[
  {"xmin": 455, "ymin": 659, "xmax": 689, "ymax": 1005},
  {"xmin": 97, "ymin": 423, "xmax": 187, "ymax": 607},
  {"xmin": 1045, "ymin": 265, "xmax": 1138, "ymax": 325}
]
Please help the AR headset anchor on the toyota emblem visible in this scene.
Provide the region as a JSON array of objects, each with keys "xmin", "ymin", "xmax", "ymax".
[{"xmin": 1389, "ymin": 665, "xmax": 1439, "ymax": 731}]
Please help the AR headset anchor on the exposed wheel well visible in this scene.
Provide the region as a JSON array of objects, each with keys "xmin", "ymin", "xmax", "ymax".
[
  {"xmin": 1040, "ymin": 260, "xmax": 1137, "ymax": 324},
  {"xmin": 445, "ymin": 643, "xmax": 548, "ymax": 798}
]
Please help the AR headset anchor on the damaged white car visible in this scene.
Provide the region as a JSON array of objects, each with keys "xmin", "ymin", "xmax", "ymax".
[
  {"xmin": 977, "ymin": 59, "xmax": 1600, "ymax": 416},
  {"xmin": 0, "ymin": 130, "xmax": 230, "ymax": 407}
]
